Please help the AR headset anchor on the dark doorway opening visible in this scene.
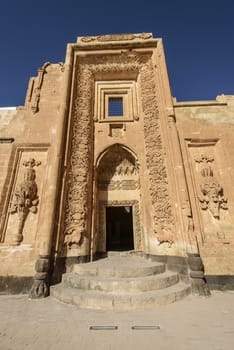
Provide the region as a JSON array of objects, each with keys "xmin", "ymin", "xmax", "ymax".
[{"xmin": 106, "ymin": 206, "xmax": 134, "ymax": 251}]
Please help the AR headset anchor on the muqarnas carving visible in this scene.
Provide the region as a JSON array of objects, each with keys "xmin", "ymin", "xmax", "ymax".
[
  {"xmin": 196, "ymin": 154, "xmax": 228, "ymax": 219},
  {"xmin": 9, "ymin": 158, "xmax": 41, "ymax": 244}
]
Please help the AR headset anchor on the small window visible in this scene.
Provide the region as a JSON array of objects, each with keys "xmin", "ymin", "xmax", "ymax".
[{"xmin": 108, "ymin": 97, "xmax": 123, "ymax": 117}]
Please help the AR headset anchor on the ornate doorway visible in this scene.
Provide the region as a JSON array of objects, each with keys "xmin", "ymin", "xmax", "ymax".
[
  {"xmin": 106, "ymin": 206, "xmax": 134, "ymax": 251},
  {"xmin": 95, "ymin": 144, "xmax": 142, "ymax": 253}
]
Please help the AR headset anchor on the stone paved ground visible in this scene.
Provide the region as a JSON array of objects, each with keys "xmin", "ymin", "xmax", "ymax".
[{"xmin": 0, "ymin": 291, "xmax": 234, "ymax": 350}]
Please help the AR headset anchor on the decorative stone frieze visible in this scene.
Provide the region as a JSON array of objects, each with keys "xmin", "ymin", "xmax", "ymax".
[
  {"xmin": 98, "ymin": 179, "xmax": 140, "ymax": 191},
  {"xmin": 79, "ymin": 33, "xmax": 153, "ymax": 43},
  {"xmin": 63, "ymin": 64, "xmax": 93, "ymax": 248},
  {"xmin": 140, "ymin": 60, "xmax": 174, "ymax": 239}
]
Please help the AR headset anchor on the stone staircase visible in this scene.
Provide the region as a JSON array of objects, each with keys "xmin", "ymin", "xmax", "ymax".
[{"xmin": 51, "ymin": 253, "xmax": 191, "ymax": 310}]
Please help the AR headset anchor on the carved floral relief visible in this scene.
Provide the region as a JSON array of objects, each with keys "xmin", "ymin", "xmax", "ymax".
[
  {"xmin": 9, "ymin": 158, "xmax": 41, "ymax": 244},
  {"xmin": 196, "ymin": 155, "xmax": 228, "ymax": 219},
  {"xmin": 140, "ymin": 59, "xmax": 174, "ymax": 245}
]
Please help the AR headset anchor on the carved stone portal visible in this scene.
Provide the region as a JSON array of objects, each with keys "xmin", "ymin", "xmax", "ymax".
[
  {"xmin": 96, "ymin": 144, "xmax": 141, "ymax": 252},
  {"xmin": 98, "ymin": 200, "xmax": 142, "ymax": 252},
  {"xmin": 63, "ymin": 52, "xmax": 174, "ymax": 253}
]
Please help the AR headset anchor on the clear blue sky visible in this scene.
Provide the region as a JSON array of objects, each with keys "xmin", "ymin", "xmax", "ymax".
[{"xmin": 0, "ymin": 0, "xmax": 233, "ymax": 107}]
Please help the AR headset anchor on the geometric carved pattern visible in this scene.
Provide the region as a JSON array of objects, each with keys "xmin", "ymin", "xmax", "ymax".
[
  {"xmin": 140, "ymin": 60, "xmax": 173, "ymax": 236},
  {"xmin": 98, "ymin": 180, "xmax": 140, "ymax": 191},
  {"xmin": 63, "ymin": 64, "xmax": 93, "ymax": 247}
]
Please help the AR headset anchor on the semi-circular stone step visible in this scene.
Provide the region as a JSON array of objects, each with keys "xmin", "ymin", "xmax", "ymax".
[
  {"xmin": 72, "ymin": 256, "xmax": 165, "ymax": 278},
  {"xmin": 51, "ymin": 282, "xmax": 191, "ymax": 310},
  {"xmin": 62, "ymin": 270, "xmax": 179, "ymax": 293}
]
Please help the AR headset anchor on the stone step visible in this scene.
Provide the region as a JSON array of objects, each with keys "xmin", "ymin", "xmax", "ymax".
[
  {"xmin": 62, "ymin": 270, "xmax": 179, "ymax": 293},
  {"xmin": 51, "ymin": 282, "xmax": 191, "ymax": 310},
  {"xmin": 72, "ymin": 256, "xmax": 165, "ymax": 278},
  {"xmin": 107, "ymin": 250, "xmax": 139, "ymax": 257}
]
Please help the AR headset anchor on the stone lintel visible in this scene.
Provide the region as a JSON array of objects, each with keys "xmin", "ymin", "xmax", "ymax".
[{"xmin": 74, "ymin": 33, "xmax": 159, "ymax": 51}]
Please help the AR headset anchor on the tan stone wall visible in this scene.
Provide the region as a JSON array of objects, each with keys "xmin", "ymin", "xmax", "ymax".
[
  {"xmin": 1, "ymin": 33, "xmax": 234, "ymax": 283},
  {"xmin": 175, "ymin": 96, "xmax": 234, "ymax": 275},
  {"xmin": 0, "ymin": 63, "xmax": 66, "ymax": 277}
]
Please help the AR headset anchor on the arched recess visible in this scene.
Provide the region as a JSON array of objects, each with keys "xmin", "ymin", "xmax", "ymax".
[{"xmin": 92, "ymin": 144, "xmax": 143, "ymax": 254}]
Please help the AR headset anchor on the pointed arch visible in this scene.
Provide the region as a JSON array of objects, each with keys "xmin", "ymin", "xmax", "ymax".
[
  {"xmin": 95, "ymin": 143, "xmax": 139, "ymax": 170},
  {"xmin": 94, "ymin": 143, "xmax": 142, "ymax": 253},
  {"xmin": 96, "ymin": 144, "xmax": 139, "ymax": 183}
]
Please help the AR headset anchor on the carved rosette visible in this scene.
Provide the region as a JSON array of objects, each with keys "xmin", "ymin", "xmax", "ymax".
[
  {"xmin": 9, "ymin": 158, "xmax": 41, "ymax": 245},
  {"xmin": 140, "ymin": 60, "xmax": 173, "ymax": 238}
]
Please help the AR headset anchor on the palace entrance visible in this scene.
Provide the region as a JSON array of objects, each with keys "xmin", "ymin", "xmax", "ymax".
[
  {"xmin": 106, "ymin": 206, "xmax": 134, "ymax": 251},
  {"xmin": 96, "ymin": 144, "xmax": 142, "ymax": 253}
]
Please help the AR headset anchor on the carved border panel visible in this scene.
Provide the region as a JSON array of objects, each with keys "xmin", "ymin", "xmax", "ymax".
[
  {"xmin": 63, "ymin": 62, "xmax": 94, "ymax": 249},
  {"xmin": 140, "ymin": 60, "xmax": 173, "ymax": 234},
  {"xmin": 63, "ymin": 53, "xmax": 147, "ymax": 248}
]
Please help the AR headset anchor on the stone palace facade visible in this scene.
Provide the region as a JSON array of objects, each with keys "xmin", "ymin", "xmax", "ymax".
[{"xmin": 0, "ymin": 33, "xmax": 234, "ymax": 297}]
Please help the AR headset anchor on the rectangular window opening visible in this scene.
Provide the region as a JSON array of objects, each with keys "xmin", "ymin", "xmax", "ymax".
[{"xmin": 108, "ymin": 97, "xmax": 123, "ymax": 117}]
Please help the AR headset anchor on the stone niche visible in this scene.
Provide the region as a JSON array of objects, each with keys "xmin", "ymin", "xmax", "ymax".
[
  {"xmin": 96, "ymin": 144, "xmax": 142, "ymax": 253},
  {"xmin": 1, "ymin": 148, "xmax": 48, "ymax": 246}
]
